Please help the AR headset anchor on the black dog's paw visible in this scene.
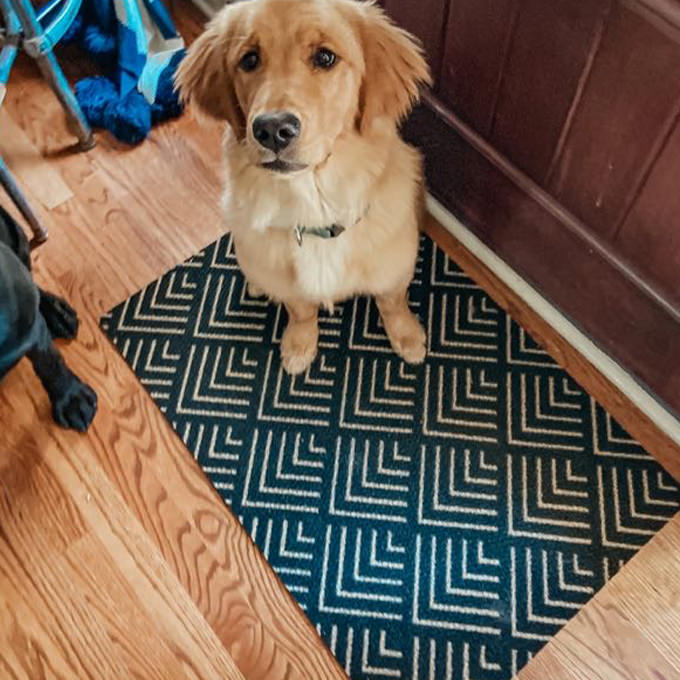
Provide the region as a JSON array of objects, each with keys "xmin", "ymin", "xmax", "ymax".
[
  {"xmin": 40, "ymin": 291, "xmax": 79, "ymax": 340},
  {"xmin": 51, "ymin": 376, "xmax": 97, "ymax": 432}
]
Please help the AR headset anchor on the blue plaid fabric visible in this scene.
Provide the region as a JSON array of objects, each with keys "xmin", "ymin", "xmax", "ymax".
[{"xmin": 65, "ymin": 0, "xmax": 184, "ymax": 142}]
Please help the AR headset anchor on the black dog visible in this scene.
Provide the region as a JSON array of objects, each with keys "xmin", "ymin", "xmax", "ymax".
[{"xmin": 0, "ymin": 206, "xmax": 97, "ymax": 431}]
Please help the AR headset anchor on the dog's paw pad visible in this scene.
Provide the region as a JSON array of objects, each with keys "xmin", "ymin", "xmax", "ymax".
[{"xmin": 52, "ymin": 377, "xmax": 98, "ymax": 432}]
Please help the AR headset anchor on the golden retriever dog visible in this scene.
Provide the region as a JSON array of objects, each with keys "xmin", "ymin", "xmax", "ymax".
[{"xmin": 176, "ymin": 0, "xmax": 431, "ymax": 374}]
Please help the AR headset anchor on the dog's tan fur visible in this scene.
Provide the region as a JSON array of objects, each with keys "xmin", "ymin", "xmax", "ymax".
[{"xmin": 176, "ymin": 0, "xmax": 431, "ymax": 373}]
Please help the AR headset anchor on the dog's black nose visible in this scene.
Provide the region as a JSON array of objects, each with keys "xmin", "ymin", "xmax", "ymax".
[{"xmin": 252, "ymin": 112, "xmax": 301, "ymax": 152}]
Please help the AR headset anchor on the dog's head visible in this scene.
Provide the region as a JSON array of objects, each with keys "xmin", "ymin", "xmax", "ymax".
[{"xmin": 175, "ymin": 0, "xmax": 431, "ymax": 174}]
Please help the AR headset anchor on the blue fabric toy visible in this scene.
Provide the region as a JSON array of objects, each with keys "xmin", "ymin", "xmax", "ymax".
[{"xmin": 64, "ymin": 0, "xmax": 185, "ymax": 144}]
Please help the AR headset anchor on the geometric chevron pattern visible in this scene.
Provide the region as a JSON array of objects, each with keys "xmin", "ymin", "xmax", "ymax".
[{"xmin": 101, "ymin": 234, "xmax": 680, "ymax": 680}]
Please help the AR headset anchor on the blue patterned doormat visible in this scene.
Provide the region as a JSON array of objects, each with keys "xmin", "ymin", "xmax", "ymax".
[{"xmin": 101, "ymin": 234, "xmax": 680, "ymax": 679}]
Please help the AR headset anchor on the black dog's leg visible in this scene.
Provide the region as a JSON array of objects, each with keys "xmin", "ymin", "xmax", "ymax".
[
  {"xmin": 39, "ymin": 290, "xmax": 79, "ymax": 340},
  {"xmin": 1, "ymin": 209, "xmax": 94, "ymax": 430},
  {"xmin": 27, "ymin": 316, "xmax": 97, "ymax": 432},
  {"xmin": 0, "ymin": 205, "xmax": 31, "ymax": 268},
  {"xmin": 0, "ymin": 205, "xmax": 79, "ymax": 340}
]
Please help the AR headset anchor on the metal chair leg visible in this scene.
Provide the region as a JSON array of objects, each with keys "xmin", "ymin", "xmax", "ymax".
[
  {"xmin": 0, "ymin": 154, "xmax": 49, "ymax": 243},
  {"xmin": 10, "ymin": 0, "xmax": 94, "ymax": 150},
  {"xmin": 33, "ymin": 51, "xmax": 95, "ymax": 150}
]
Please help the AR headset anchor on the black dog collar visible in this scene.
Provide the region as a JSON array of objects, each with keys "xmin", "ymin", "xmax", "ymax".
[
  {"xmin": 294, "ymin": 207, "xmax": 368, "ymax": 246},
  {"xmin": 294, "ymin": 223, "xmax": 345, "ymax": 245}
]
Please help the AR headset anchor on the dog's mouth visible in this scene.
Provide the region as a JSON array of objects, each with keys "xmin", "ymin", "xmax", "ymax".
[{"xmin": 260, "ymin": 159, "xmax": 308, "ymax": 173}]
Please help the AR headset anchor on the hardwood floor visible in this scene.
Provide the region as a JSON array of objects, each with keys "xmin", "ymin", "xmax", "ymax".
[
  {"xmin": 0, "ymin": 437, "xmax": 246, "ymax": 680},
  {"xmin": 520, "ymin": 512, "xmax": 680, "ymax": 680},
  {"xmin": 0, "ymin": 3, "xmax": 679, "ymax": 678}
]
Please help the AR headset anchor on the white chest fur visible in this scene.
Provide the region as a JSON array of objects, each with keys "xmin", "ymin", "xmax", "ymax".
[
  {"xmin": 291, "ymin": 230, "xmax": 356, "ymax": 304},
  {"xmin": 222, "ymin": 129, "xmax": 418, "ymax": 306}
]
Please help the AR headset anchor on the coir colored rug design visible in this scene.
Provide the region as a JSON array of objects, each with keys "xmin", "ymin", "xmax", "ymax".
[{"xmin": 101, "ymin": 234, "xmax": 680, "ymax": 679}]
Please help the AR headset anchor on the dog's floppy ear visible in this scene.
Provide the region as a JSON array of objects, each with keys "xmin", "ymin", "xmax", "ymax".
[
  {"xmin": 354, "ymin": 4, "xmax": 432, "ymax": 134},
  {"xmin": 174, "ymin": 9, "xmax": 245, "ymax": 136}
]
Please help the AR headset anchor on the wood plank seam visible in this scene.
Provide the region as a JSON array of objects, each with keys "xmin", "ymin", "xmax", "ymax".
[{"xmin": 544, "ymin": 0, "xmax": 614, "ymax": 186}]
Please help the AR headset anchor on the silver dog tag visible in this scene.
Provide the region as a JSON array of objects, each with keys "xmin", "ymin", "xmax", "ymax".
[{"xmin": 295, "ymin": 225, "xmax": 303, "ymax": 246}]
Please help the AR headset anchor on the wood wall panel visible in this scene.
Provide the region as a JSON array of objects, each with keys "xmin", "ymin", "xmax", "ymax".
[
  {"xmin": 438, "ymin": 0, "xmax": 518, "ymax": 135},
  {"xmin": 390, "ymin": 0, "xmax": 680, "ymax": 412},
  {"xmin": 381, "ymin": 0, "xmax": 449, "ymax": 82},
  {"xmin": 403, "ymin": 102, "xmax": 680, "ymax": 416},
  {"xmin": 615, "ymin": 117, "xmax": 680, "ymax": 309},
  {"xmin": 489, "ymin": 0, "xmax": 610, "ymax": 183},
  {"xmin": 548, "ymin": 0, "xmax": 680, "ymax": 240}
]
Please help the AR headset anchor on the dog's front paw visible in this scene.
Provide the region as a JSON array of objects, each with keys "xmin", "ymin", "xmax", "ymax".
[
  {"xmin": 281, "ymin": 320, "xmax": 318, "ymax": 375},
  {"xmin": 386, "ymin": 312, "xmax": 427, "ymax": 364},
  {"xmin": 247, "ymin": 281, "xmax": 265, "ymax": 298},
  {"xmin": 40, "ymin": 291, "xmax": 79, "ymax": 340},
  {"xmin": 51, "ymin": 375, "xmax": 98, "ymax": 432}
]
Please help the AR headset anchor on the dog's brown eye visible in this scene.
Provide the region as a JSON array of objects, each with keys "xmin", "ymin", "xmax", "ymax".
[
  {"xmin": 239, "ymin": 50, "xmax": 260, "ymax": 72},
  {"xmin": 312, "ymin": 47, "xmax": 337, "ymax": 69}
]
